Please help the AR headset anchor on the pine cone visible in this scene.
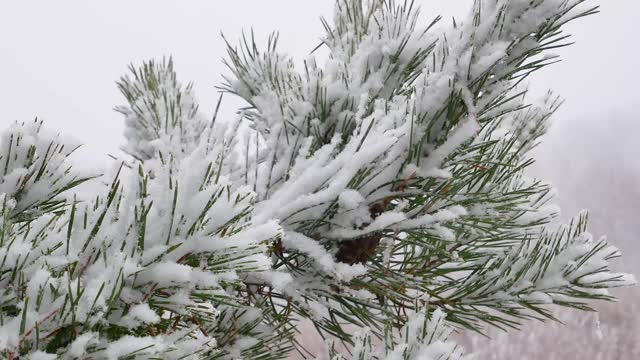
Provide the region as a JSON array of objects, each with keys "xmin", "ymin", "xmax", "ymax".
[
  {"xmin": 335, "ymin": 233, "xmax": 382, "ymax": 265},
  {"xmin": 334, "ymin": 200, "xmax": 388, "ymax": 265}
]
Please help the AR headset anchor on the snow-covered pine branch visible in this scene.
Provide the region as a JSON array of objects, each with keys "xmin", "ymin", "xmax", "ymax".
[
  {"xmin": 115, "ymin": 58, "xmax": 209, "ymax": 161},
  {"xmin": 0, "ymin": 0, "xmax": 635, "ymax": 359},
  {"xmin": 328, "ymin": 308, "xmax": 466, "ymax": 360},
  {"xmin": 0, "ymin": 80, "xmax": 292, "ymax": 359},
  {"xmin": 222, "ymin": 0, "xmax": 635, "ymax": 355}
]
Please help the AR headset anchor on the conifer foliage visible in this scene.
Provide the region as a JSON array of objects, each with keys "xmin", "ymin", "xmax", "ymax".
[{"xmin": 0, "ymin": 0, "xmax": 634, "ymax": 359}]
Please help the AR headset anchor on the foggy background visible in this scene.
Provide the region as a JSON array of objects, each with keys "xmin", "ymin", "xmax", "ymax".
[{"xmin": 1, "ymin": 1, "xmax": 638, "ymax": 358}]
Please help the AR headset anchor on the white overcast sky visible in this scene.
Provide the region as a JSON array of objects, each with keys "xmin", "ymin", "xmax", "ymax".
[
  {"xmin": 1, "ymin": 0, "xmax": 639, "ymax": 266},
  {"xmin": 1, "ymin": 1, "xmax": 636, "ymax": 156}
]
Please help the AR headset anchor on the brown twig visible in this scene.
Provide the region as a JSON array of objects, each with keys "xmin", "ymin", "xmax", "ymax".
[
  {"xmin": 172, "ymin": 315, "xmax": 181, "ymax": 331},
  {"xmin": 17, "ymin": 308, "xmax": 60, "ymax": 347},
  {"xmin": 146, "ymin": 324, "xmax": 157, "ymax": 336},
  {"xmin": 191, "ymin": 316, "xmax": 209, "ymax": 337},
  {"xmin": 176, "ymin": 252, "xmax": 193, "ymax": 264},
  {"xmin": 141, "ymin": 283, "xmax": 158, "ymax": 302},
  {"xmin": 79, "ymin": 255, "xmax": 93, "ymax": 277}
]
